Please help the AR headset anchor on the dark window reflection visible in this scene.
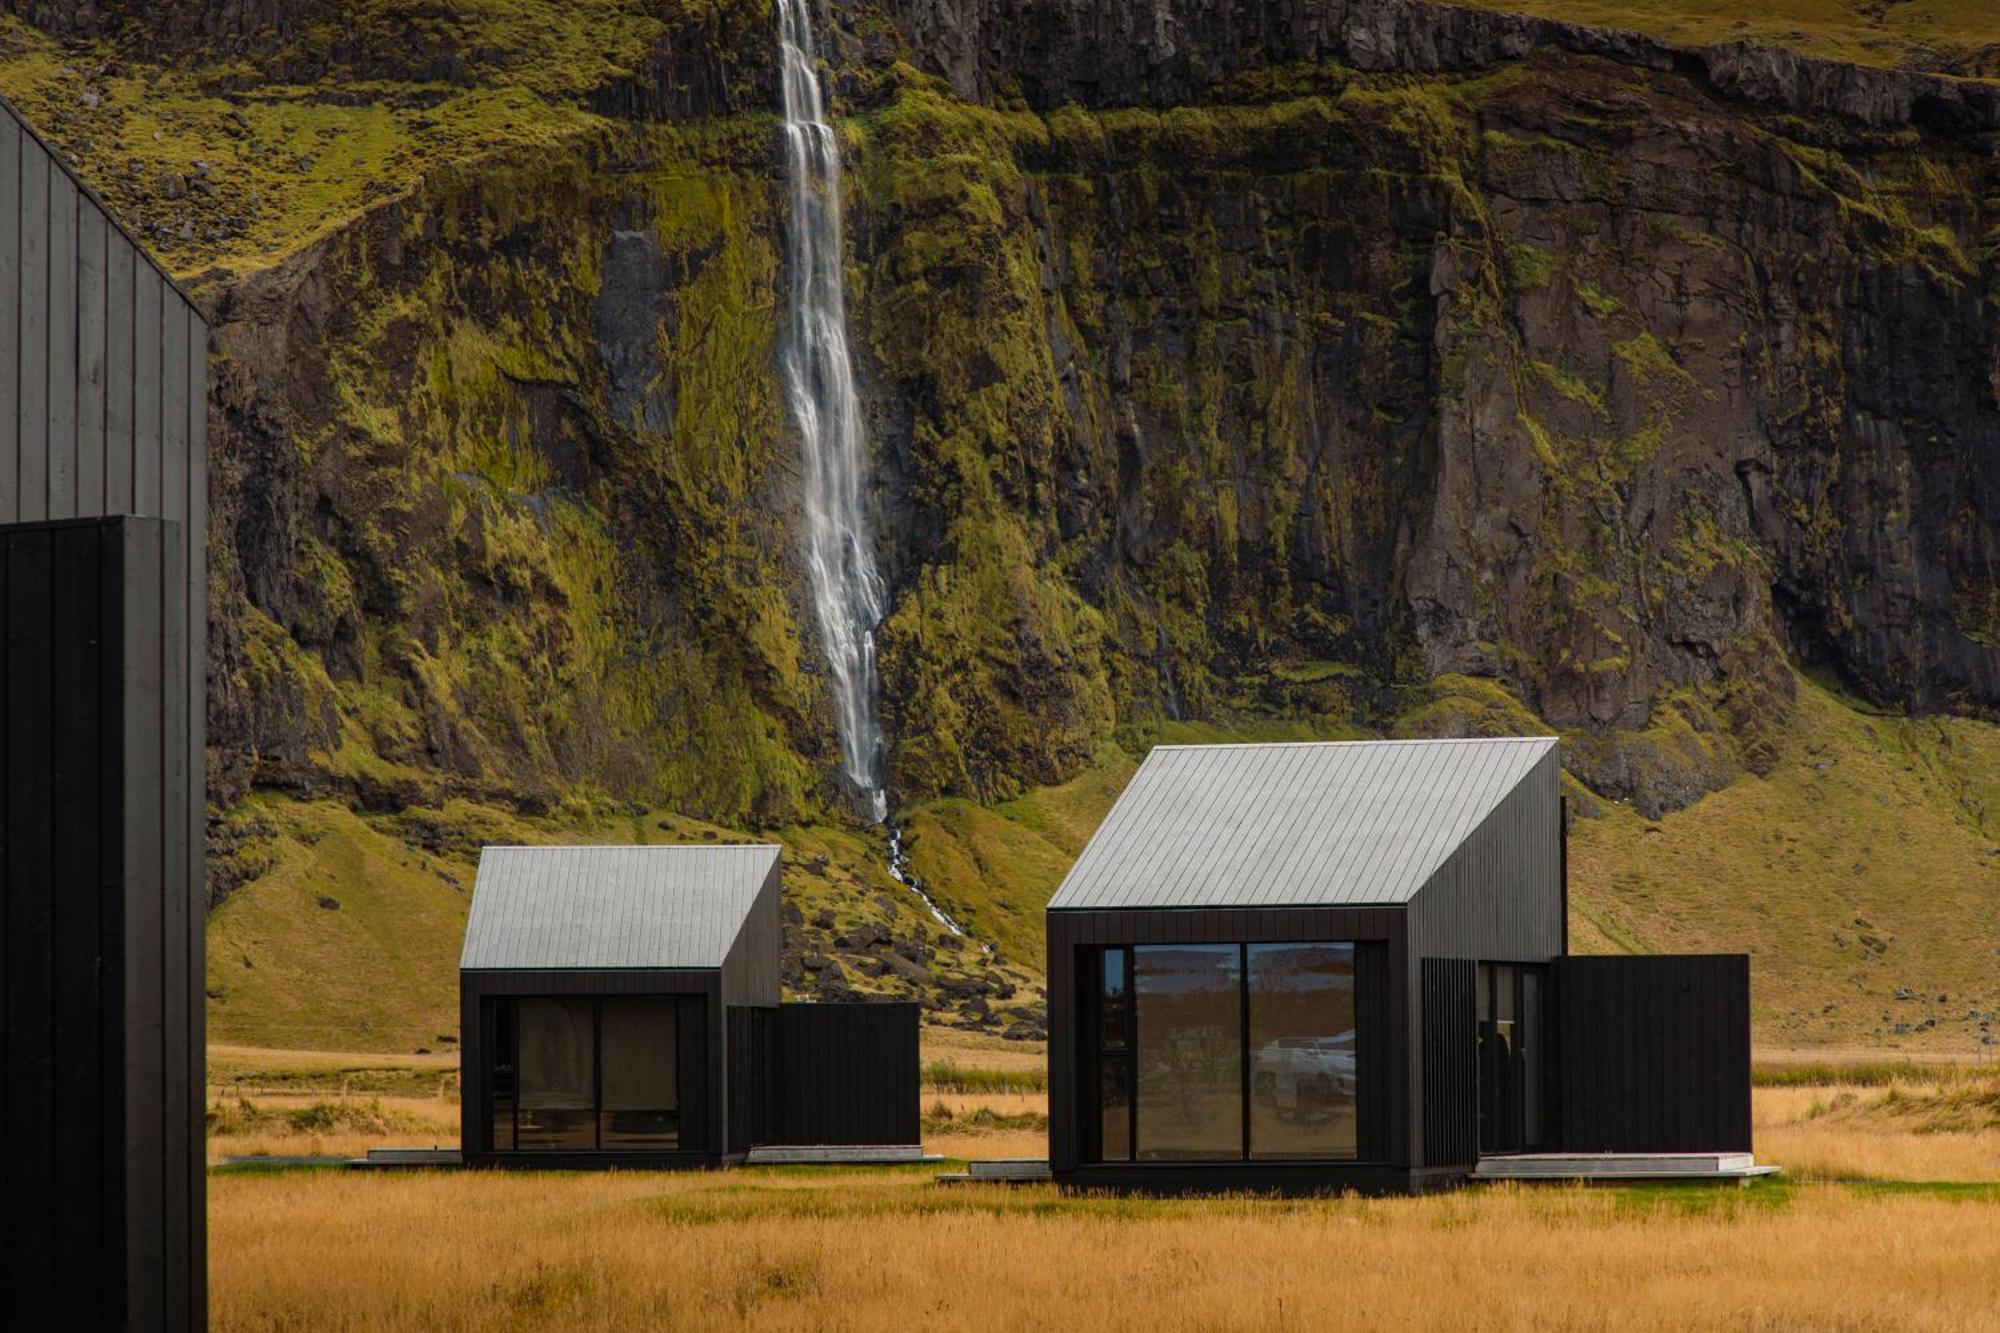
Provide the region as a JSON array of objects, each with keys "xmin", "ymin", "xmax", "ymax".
[
  {"xmin": 1135, "ymin": 944, "xmax": 1243, "ymax": 1160},
  {"xmin": 1247, "ymin": 943, "xmax": 1356, "ymax": 1159},
  {"xmin": 1100, "ymin": 949, "xmax": 1129, "ymax": 1051},
  {"xmin": 600, "ymin": 998, "xmax": 680, "ymax": 1149},
  {"xmin": 515, "ymin": 997, "xmax": 596, "ymax": 1150},
  {"xmin": 1100, "ymin": 1054, "xmax": 1132, "ymax": 1161},
  {"xmin": 489, "ymin": 999, "xmax": 517, "ymax": 1152}
]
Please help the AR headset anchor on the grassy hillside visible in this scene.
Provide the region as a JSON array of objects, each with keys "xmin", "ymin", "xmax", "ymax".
[
  {"xmin": 210, "ymin": 670, "xmax": 2000, "ymax": 1056},
  {"xmin": 1467, "ymin": 0, "xmax": 2000, "ymax": 75},
  {"xmin": 1569, "ymin": 675, "xmax": 2000, "ymax": 1051},
  {"xmin": 205, "ymin": 796, "xmax": 1048, "ymax": 1051}
]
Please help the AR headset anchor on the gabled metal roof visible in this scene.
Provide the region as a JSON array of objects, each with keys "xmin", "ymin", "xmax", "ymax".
[
  {"xmin": 1047, "ymin": 737, "xmax": 1558, "ymax": 911},
  {"xmin": 460, "ymin": 844, "xmax": 779, "ymax": 970}
]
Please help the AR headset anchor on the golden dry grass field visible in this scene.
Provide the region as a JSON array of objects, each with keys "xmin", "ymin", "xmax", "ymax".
[
  {"xmin": 210, "ymin": 1169, "xmax": 2000, "ymax": 1331},
  {"xmin": 206, "ymin": 1043, "xmax": 2000, "ymax": 1330}
]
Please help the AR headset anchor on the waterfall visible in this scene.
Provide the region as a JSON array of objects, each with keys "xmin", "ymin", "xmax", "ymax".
[{"xmin": 776, "ymin": 0, "xmax": 889, "ymax": 824}]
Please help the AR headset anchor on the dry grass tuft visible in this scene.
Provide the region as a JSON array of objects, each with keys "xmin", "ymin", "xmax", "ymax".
[
  {"xmin": 207, "ymin": 1092, "xmax": 459, "ymax": 1164},
  {"xmin": 1757, "ymin": 1077, "xmax": 2000, "ymax": 1183}
]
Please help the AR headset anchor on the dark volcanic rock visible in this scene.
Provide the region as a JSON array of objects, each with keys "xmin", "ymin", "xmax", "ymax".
[{"xmin": 880, "ymin": 0, "xmax": 2000, "ymax": 131}]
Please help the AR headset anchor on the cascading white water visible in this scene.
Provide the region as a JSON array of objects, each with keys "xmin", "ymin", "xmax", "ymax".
[{"xmin": 776, "ymin": 0, "xmax": 889, "ymax": 824}]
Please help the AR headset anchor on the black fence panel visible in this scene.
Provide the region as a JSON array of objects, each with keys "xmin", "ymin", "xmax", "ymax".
[
  {"xmin": 1420, "ymin": 958, "xmax": 1478, "ymax": 1168},
  {"xmin": 778, "ymin": 1002, "xmax": 920, "ymax": 1146},
  {"xmin": 1556, "ymin": 955, "xmax": 1752, "ymax": 1153}
]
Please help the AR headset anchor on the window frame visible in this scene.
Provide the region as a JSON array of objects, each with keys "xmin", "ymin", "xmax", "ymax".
[
  {"xmin": 1087, "ymin": 940, "xmax": 1363, "ymax": 1165},
  {"xmin": 487, "ymin": 994, "xmax": 687, "ymax": 1153}
]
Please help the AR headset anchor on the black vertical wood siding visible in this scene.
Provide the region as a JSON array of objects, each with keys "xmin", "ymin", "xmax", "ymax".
[
  {"xmin": 1419, "ymin": 958, "xmax": 1478, "ymax": 1168},
  {"xmin": 2, "ymin": 518, "xmax": 193, "ymax": 1331},
  {"xmin": 1555, "ymin": 955, "xmax": 1752, "ymax": 1153},
  {"xmin": 720, "ymin": 859, "xmax": 782, "ymax": 1007},
  {"xmin": 3, "ymin": 93, "xmax": 208, "ymax": 1328},
  {"xmin": 726, "ymin": 1006, "xmax": 780, "ymax": 1153},
  {"xmin": 1404, "ymin": 748, "xmax": 1563, "ymax": 1166},
  {"xmin": 777, "ymin": 1002, "xmax": 920, "ymax": 1146}
]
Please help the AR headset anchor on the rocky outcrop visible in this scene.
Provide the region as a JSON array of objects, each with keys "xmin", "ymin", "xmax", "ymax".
[{"xmin": 879, "ymin": 0, "xmax": 2000, "ymax": 131}]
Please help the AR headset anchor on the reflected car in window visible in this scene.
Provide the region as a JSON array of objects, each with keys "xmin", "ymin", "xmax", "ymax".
[{"xmin": 1252, "ymin": 1029, "xmax": 1357, "ymax": 1108}]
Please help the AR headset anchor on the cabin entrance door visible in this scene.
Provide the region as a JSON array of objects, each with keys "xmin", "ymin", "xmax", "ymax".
[{"xmin": 1477, "ymin": 963, "xmax": 1549, "ymax": 1154}]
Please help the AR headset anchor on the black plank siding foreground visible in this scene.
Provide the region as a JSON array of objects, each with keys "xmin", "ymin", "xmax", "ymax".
[
  {"xmin": 2, "ymin": 90, "xmax": 209, "ymax": 1329},
  {"xmin": 2, "ymin": 518, "xmax": 196, "ymax": 1332},
  {"xmin": 1556, "ymin": 955, "xmax": 1753, "ymax": 1153}
]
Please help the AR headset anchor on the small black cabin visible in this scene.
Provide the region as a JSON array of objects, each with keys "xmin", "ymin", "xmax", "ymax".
[
  {"xmin": 460, "ymin": 844, "xmax": 918, "ymax": 1167},
  {"xmin": 1046, "ymin": 738, "xmax": 1752, "ymax": 1194}
]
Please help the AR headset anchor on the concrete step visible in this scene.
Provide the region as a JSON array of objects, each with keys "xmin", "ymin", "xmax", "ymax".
[
  {"xmin": 348, "ymin": 1148, "xmax": 463, "ymax": 1169},
  {"xmin": 967, "ymin": 1158, "xmax": 1051, "ymax": 1180},
  {"xmin": 745, "ymin": 1144, "xmax": 930, "ymax": 1165},
  {"xmin": 1473, "ymin": 1152, "xmax": 1778, "ymax": 1180},
  {"xmin": 939, "ymin": 1158, "xmax": 1053, "ymax": 1184}
]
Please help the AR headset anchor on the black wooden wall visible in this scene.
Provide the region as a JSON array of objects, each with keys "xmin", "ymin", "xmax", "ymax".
[
  {"xmin": 2, "ymin": 517, "xmax": 195, "ymax": 1332},
  {"xmin": 1419, "ymin": 958, "xmax": 1479, "ymax": 1169},
  {"xmin": 726, "ymin": 1005, "xmax": 779, "ymax": 1153},
  {"xmin": 777, "ymin": 1002, "xmax": 920, "ymax": 1146},
  {"xmin": 1556, "ymin": 955, "xmax": 1752, "ymax": 1153}
]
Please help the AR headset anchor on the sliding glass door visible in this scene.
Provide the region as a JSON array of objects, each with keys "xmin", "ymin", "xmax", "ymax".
[
  {"xmin": 1091, "ymin": 943, "xmax": 1359, "ymax": 1163},
  {"xmin": 488, "ymin": 995, "xmax": 687, "ymax": 1152}
]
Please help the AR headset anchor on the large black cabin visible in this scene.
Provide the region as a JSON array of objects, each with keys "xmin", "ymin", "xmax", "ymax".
[{"xmin": 1045, "ymin": 738, "xmax": 1752, "ymax": 1194}]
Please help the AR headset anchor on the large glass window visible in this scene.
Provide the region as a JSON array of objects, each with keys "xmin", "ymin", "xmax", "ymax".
[
  {"xmin": 600, "ymin": 998, "xmax": 679, "ymax": 1149},
  {"xmin": 1135, "ymin": 945, "xmax": 1244, "ymax": 1160},
  {"xmin": 491, "ymin": 996, "xmax": 685, "ymax": 1152},
  {"xmin": 1091, "ymin": 942, "xmax": 1362, "ymax": 1163},
  {"xmin": 1248, "ymin": 943, "xmax": 1356, "ymax": 1159},
  {"xmin": 516, "ymin": 997, "xmax": 596, "ymax": 1150}
]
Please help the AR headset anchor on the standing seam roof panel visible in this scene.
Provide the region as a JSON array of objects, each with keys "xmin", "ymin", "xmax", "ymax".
[
  {"xmin": 461, "ymin": 845, "xmax": 779, "ymax": 970},
  {"xmin": 1047, "ymin": 738, "xmax": 1559, "ymax": 910}
]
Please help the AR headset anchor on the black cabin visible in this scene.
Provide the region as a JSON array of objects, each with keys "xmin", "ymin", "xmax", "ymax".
[
  {"xmin": 459, "ymin": 844, "xmax": 919, "ymax": 1167},
  {"xmin": 1045, "ymin": 738, "xmax": 1752, "ymax": 1194},
  {"xmin": 2, "ymin": 91, "xmax": 210, "ymax": 1330}
]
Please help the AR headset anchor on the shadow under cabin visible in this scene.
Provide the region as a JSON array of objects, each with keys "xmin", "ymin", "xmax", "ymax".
[{"xmin": 459, "ymin": 844, "xmax": 920, "ymax": 1168}]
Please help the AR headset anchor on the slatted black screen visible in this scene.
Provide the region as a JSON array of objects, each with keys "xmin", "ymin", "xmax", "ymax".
[
  {"xmin": 1556, "ymin": 955, "xmax": 1752, "ymax": 1153},
  {"xmin": 778, "ymin": 1002, "xmax": 920, "ymax": 1146},
  {"xmin": 1420, "ymin": 957, "xmax": 1478, "ymax": 1167}
]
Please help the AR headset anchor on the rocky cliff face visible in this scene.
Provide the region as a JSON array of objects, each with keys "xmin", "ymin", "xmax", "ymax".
[
  {"xmin": 880, "ymin": 0, "xmax": 2000, "ymax": 129},
  {"xmin": 12, "ymin": 0, "xmax": 2000, "ymax": 842}
]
